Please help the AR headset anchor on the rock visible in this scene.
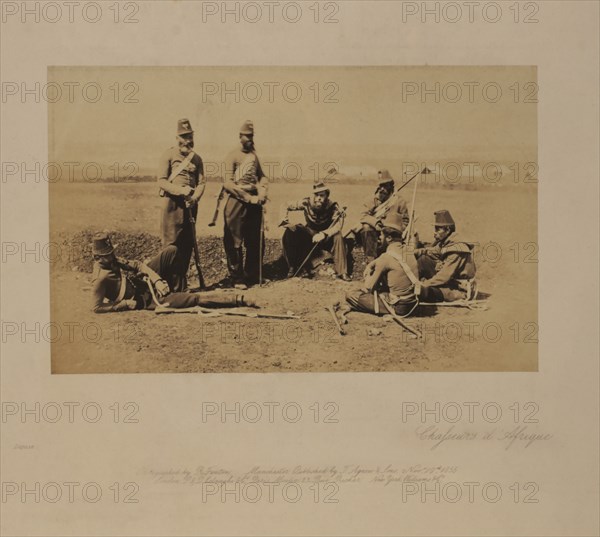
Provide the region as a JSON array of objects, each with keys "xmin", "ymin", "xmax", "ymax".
[{"xmin": 367, "ymin": 328, "xmax": 383, "ymax": 336}]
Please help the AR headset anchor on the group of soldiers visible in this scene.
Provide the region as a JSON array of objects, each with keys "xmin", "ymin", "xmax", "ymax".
[{"xmin": 90, "ymin": 118, "xmax": 477, "ymax": 323}]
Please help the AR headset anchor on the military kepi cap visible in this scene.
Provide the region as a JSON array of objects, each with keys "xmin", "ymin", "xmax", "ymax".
[
  {"xmin": 382, "ymin": 211, "xmax": 406, "ymax": 234},
  {"xmin": 177, "ymin": 118, "xmax": 194, "ymax": 135},
  {"xmin": 240, "ymin": 120, "xmax": 254, "ymax": 135},
  {"xmin": 313, "ymin": 181, "xmax": 330, "ymax": 194},
  {"xmin": 433, "ymin": 209, "xmax": 456, "ymax": 229},
  {"xmin": 378, "ymin": 169, "xmax": 395, "ymax": 187},
  {"xmin": 92, "ymin": 232, "xmax": 115, "ymax": 256}
]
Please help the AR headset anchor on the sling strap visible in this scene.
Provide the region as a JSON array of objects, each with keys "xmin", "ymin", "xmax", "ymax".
[
  {"xmin": 386, "ymin": 249, "xmax": 419, "ymax": 286},
  {"xmin": 169, "ymin": 150, "xmax": 195, "ymax": 183},
  {"xmin": 159, "ymin": 150, "xmax": 196, "ymax": 196},
  {"xmin": 114, "ymin": 268, "xmax": 128, "ymax": 304}
]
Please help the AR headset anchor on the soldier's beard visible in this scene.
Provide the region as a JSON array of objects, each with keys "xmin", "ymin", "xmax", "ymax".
[
  {"xmin": 179, "ymin": 141, "xmax": 194, "ymax": 155},
  {"xmin": 376, "ymin": 187, "xmax": 391, "ymax": 202},
  {"xmin": 241, "ymin": 140, "xmax": 254, "ymax": 152}
]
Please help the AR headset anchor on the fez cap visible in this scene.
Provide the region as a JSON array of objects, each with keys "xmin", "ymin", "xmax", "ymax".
[
  {"xmin": 177, "ymin": 118, "xmax": 194, "ymax": 135},
  {"xmin": 240, "ymin": 120, "xmax": 254, "ymax": 135},
  {"xmin": 433, "ymin": 209, "xmax": 456, "ymax": 229},
  {"xmin": 382, "ymin": 211, "xmax": 406, "ymax": 234},
  {"xmin": 378, "ymin": 169, "xmax": 395, "ymax": 187},
  {"xmin": 312, "ymin": 182, "xmax": 330, "ymax": 195},
  {"xmin": 92, "ymin": 232, "xmax": 115, "ymax": 256}
]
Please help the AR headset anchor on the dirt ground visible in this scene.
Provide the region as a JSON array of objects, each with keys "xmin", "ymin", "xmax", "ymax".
[{"xmin": 50, "ymin": 183, "xmax": 537, "ymax": 374}]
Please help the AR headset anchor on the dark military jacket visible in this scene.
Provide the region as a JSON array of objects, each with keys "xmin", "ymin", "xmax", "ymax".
[{"xmin": 286, "ymin": 197, "xmax": 344, "ymax": 235}]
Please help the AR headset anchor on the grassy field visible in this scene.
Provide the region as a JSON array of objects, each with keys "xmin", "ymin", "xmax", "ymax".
[{"xmin": 50, "ymin": 181, "xmax": 538, "ymax": 373}]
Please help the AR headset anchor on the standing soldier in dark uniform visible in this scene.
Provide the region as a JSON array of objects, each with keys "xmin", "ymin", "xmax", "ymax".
[
  {"xmin": 222, "ymin": 120, "xmax": 268, "ymax": 288},
  {"xmin": 346, "ymin": 169, "xmax": 409, "ymax": 259},
  {"xmin": 344, "ymin": 211, "xmax": 419, "ymax": 317},
  {"xmin": 90, "ymin": 233, "xmax": 252, "ymax": 314},
  {"xmin": 280, "ymin": 182, "xmax": 351, "ymax": 281},
  {"xmin": 414, "ymin": 210, "xmax": 477, "ymax": 302},
  {"xmin": 157, "ymin": 118, "xmax": 205, "ymax": 292}
]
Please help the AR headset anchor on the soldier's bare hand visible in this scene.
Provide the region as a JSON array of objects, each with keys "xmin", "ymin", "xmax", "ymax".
[
  {"xmin": 155, "ymin": 280, "xmax": 170, "ymax": 298},
  {"xmin": 363, "ymin": 261, "xmax": 376, "ymax": 278},
  {"xmin": 122, "ymin": 299, "xmax": 137, "ymax": 311},
  {"xmin": 312, "ymin": 232, "xmax": 326, "ymax": 243}
]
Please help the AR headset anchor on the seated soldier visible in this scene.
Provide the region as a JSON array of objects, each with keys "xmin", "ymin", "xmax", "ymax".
[
  {"xmin": 280, "ymin": 182, "xmax": 351, "ymax": 281},
  {"xmin": 414, "ymin": 210, "xmax": 477, "ymax": 302},
  {"xmin": 90, "ymin": 233, "xmax": 253, "ymax": 313},
  {"xmin": 346, "ymin": 169, "xmax": 410, "ymax": 259},
  {"xmin": 344, "ymin": 212, "xmax": 419, "ymax": 318}
]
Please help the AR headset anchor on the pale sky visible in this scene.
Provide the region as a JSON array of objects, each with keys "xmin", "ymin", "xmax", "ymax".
[{"xmin": 49, "ymin": 66, "xmax": 537, "ymax": 177}]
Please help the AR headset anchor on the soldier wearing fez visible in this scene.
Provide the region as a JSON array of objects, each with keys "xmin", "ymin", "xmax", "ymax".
[
  {"xmin": 347, "ymin": 169, "xmax": 409, "ymax": 259},
  {"xmin": 345, "ymin": 211, "xmax": 419, "ymax": 317},
  {"xmin": 414, "ymin": 210, "xmax": 478, "ymax": 302},
  {"xmin": 157, "ymin": 118, "xmax": 205, "ymax": 292},
  {"xmin": 280, "ymin": 182, "xmax": 351, "ymax": 281},
  {"xmin": 222, "ymin": 120, "xmax": 268, "ymax": 289},
  {"xmin": 90, "ymin": 233, "xmax": 252, "ymax": 314}
]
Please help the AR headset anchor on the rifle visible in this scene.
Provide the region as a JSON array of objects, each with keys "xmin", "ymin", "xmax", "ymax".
[
  {"xmin": 292, "ymin": 206, "xmax": 347, "ymax": 278},
  {"xmin": 403, "ymin": 167, "xmax": 432, "ymax": 246},
  {"xmin": 402, "ymin": 172, "xmax": 419, "ymax": 243},
  {"xmin": 259, "ymin": 203, "xmax": 264, "ymax": 286},
  {"xmin": 380, "ymin": 298, "xmax": 422, "ymax": 339},
  {"xmin": 344, "ymin": 168, "xmax": 429, "ymax": 238},
  {"xmin": 208, "ymin": 186, "xmax": 225, "ymax": 227},
  {"xmin": 186, "ymin": 206, "xmax": 206, "ymax": 289},
  {"xmin": 155, "ymin": 306, "xmax": 299, "ymax": 319}
]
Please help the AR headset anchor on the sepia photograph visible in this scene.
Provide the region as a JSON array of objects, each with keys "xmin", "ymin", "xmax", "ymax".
[
  {"xmin": 2, "ymin": 2, "xmax": 599, "ymax": 537},
  {"xmin": 49, "ymin": 66, "xmax": 538, "ymax": 374}
]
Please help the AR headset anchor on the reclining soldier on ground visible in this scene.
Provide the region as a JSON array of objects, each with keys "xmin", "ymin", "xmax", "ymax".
[{"xmin": 90, "ymin": 233, "xmax": 254, "ymax": 314}]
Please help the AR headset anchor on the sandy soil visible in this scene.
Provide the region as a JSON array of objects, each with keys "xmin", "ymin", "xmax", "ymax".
[{"xmin": 50, "ymin": 183, "xmax": 537, "ymax": 373}]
